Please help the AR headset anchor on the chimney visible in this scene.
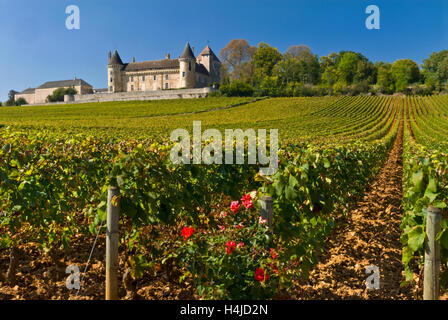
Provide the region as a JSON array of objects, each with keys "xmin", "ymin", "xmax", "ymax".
[
  {"xmin": 132, "ymin": 57, "xmax": 135, "ymax": 63},
  {"xmin": 165, "ymin": 53, "xmax": 171, "ymax": 60},
  {"xmin": 108, "ymin": 51, "xmax": 111, "ymax": 63}
]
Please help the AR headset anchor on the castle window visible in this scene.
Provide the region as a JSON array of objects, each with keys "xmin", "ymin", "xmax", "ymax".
[
  {"xmin": 131, "ymin": 85, "xmax": 134, "ymax": 91},
  {"xmin": 109, "ymin": 86, "xmax": 113, "ymax": 91},
  {"xmin": 165, "ymin": 83, "xmax": 169, "ymax": 89},
  {"xmin": 142, "ymin": 75, "xmax": 145, "ymax": 81},
  {"xmin": 165, "ymin": 75, "xmax": 168, "ymax": 80},
  {"xmin": 182, "ymin": 72, "xmax": 185, "ymax": 78},
  {"xmin": 110, "ymin": 78, "xmax": 113, "ymax": 83},
  {"xmin": 189, "ymin": 62, "xmax": 191, "ymax": 71},
  {"xmin": 154, "ymin": 75, "xmax": 156, "ymax": 81},
  {"xmin": 131, "ymin": 76, "xmax": 134, "ymax": 82}
]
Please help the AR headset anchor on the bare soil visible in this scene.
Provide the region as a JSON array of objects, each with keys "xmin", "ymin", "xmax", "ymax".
[{"xmin": 290, "ymin": 120, "xmax": 420, "ymax": 299}]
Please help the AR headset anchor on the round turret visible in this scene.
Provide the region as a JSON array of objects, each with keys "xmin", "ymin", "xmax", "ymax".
[
  {"xmin": 108, "ymin": 50, "xmax": 124, "ymax": 92},
  {"xmin": 179, "ymin": 42, "xmax": 196, "ymax": 88}
]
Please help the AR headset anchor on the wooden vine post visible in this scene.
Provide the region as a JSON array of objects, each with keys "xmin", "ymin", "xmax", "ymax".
[
  {"xmin": 260, "ymin": 195, "xmax": 273, "ymax": 229},
  {"xmin": 423, "ymin": 206, "xmax": 442, "ymax": 300},
  {"xmin": 106, "ymin": 186, "xmax": 120, "ymax": 300}
]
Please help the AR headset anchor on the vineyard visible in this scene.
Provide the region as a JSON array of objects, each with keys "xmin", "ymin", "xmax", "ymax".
[{"xmin": 0, "ymin": 95, "xmax": 447, "ymax": 300}]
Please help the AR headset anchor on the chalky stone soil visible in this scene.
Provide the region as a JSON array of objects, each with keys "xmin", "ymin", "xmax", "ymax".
[{"xmin": 293, "ymin": 120, "xmax": 415, "ymax": 299}]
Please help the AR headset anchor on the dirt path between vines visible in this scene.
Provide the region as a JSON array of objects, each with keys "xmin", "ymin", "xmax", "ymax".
[{"xmin": 292, "ymin": 119, "xmax": 415, "ymax": 300}]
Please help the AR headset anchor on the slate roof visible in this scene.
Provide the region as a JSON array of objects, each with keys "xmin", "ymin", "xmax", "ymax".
[
  {"xmin": 180, "ymin": 42, "xmax": 196, "ymax": 59},
  {"xmin": 109, "ymin": 50, "xmax": 124, "ymax": 65},
  {"xmin": 195, "ymin": 63, "xmax": 210, "ymax": 76},
  {"xmin": 37, "ymin": 79, "xmax": 93, "ymax": 89},
  {"xmin": 123, "ymin": 59, "xmax": 180, "ymax": 72},
  {"xmin": 19, "ymin": 88, "xmax": 36, "ymax": 94}
]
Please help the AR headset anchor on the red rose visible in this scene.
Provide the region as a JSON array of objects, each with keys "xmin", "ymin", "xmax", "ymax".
[
  {"xmin": 237, "ymin": 242, "xmax": 244, "ymax": 248},
  {"xmin": 241, "ymin": 194, "xmax": 254, "ymax": 209},
  {"xmin": 181, "ymin": 227, "xmax": 195, "ymax": 241},
  {"xmin": 244, "ymin": 199, "xmax": 254, "ymax": 209},
  {"xmin": 270, "ymin": 248, "xmax": 277, "ymax": 260},
  {"xmin": 225, "ymin": 241, "xmax": 236, "ymax": 255},
  {"xmin": 230, "ymin": 201, "xmax": 240, "ymax": 213},
  {"xmin": 235, "ymin": 224, "xmax": 243, "ymax": 229},
  {"xmin": 254, "ymin": 268, "xmax": 268, "ymax": 282}
]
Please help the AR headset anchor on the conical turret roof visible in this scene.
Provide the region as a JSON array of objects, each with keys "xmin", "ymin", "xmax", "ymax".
[
  {"xmin": 180, "ymin": 42, "xmax": 195, "ymax": 59},
  {"xmin": 109, "ymin": 50, "xmax": 124, "ymax": 65}
]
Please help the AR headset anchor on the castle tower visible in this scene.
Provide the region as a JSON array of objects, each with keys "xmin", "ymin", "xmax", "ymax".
[
  {"xmin": 198, "ymin": 45, "xmax": 221, "ymax": 84},
  {"xmin": 179, "ymin": 42, "xmax": 196, "ymax": 88},
  {"xmin": 108, "ymin": 50, "xmax": 124, "ymax": 93}
]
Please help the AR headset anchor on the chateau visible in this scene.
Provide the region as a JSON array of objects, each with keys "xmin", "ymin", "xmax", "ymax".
[
  {"xmin": 14, "ymin": 42, "xmax": 220, "ymax": 105},
  {"xmin": 107, "ymin": 42, "xmax": 221, "ymax": 93},
  {"xmin": 15, "ymin": 78, "xmax": 93, "ymax": 104}
]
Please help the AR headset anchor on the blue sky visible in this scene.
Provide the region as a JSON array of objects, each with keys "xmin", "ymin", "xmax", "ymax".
[{"xmin": 0, "ymin": 0, "xmax": 447, "ymax": 101}]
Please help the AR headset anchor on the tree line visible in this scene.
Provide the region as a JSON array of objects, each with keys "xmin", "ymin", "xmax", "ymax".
[{"xmin": 217, "ymin": 39, "xmax": 448, "ymax": 97}]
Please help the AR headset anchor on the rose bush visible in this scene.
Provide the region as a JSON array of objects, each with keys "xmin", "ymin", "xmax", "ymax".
[{"xmin": 174, "ymin": 193, "xmax": 282, "ymax": 299}]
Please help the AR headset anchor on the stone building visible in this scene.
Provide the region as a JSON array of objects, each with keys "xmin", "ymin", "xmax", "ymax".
[
  {"xmin": 15, "ymin": 78, "xmax": 93, "ymax": 104},
  {"xmin": 107, "ymin": 42, "xmax": 221, "ymax": 93}
]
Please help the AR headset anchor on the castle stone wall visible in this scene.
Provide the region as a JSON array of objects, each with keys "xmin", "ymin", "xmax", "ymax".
[{"xmin": 71, "ymin": 87, "xmax": 215, "ymax": 103}]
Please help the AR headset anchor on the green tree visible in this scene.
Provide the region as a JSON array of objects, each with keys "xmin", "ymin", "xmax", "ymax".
[
  {"xmin": 421, "ymin": 50, "xmax": 448, "ymax": 90},
  {"xmin": 47, "ymin": 87, "xmax": 78, "ymax": 102},
  {"xmin": 336, "ymin": 52, "xmax": 361, "ymax": 85},
  {"xmin": 390, "ymin": 59, "xmax": 420, "ymax": 92},
  {"xmin": 376, "ymin": 62, "xmax": 394, "ymax": 93},
  {"xmin": 4, "ymin": 90, "xmax": 18, "ymax": 106},
  {"xmin": 256, "ymin": 76, "xmax": 283, "ymax": 97},
  {"xmin": 319, "ymin": 53, "xmax": 338, "ymax": 86},
  {"xmin": 273, "ymin": 51, "xmax": 320, "ymax": 87},
  {"xmin": 355, "ymin": 60, "xmax": 376, "ymax": 84},
  {"xmin": 252, "ymin": 43, "xmax": 283, "ymax": 82}
]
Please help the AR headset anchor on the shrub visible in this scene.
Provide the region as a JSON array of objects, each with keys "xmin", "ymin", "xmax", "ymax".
[
  {"xmin": 175, "ymin": 193, "xmax": 281, "ymax": 299},
  {"xmin": 220, "ymin": 81, "xmax": 254, "ymax": 97},
  {"xmin": 47, "ymin": 87, "xmax": 78, "ymax": 102},
  {"xmin": 348, "ymin": 81, "xmax": 370, "ymax": 96},
  {"xmin": 405, "ymin": 84, "xmax": 433, "ymax": 96},
  {"xmin": 15, "ymin": 98, "xmax": 28, "ymax": 106},
  {"xmin": 207, "ymin": 91, "xmax": 221, "ymax": 98},
  {"xmin": 332, "ymin": 82, "xmax": 349, "ymax": 95}
]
